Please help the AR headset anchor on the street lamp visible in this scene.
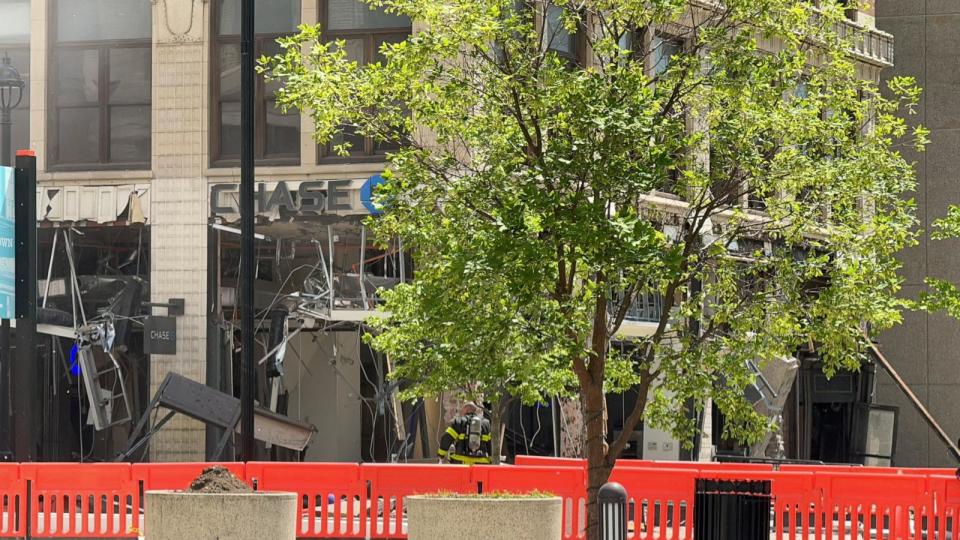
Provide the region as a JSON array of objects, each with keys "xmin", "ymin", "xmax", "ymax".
[{"xmin": 0, "ymin": 53, "xmax": 24, "ymax": 167}]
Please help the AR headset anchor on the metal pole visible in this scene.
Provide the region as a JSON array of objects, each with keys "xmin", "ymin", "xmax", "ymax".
[
  {"xmin": 239, "ymin": 0, "xmax": 256, "ymax": 461},
  {"xmin": 0, "ymin": 104, "xmax": 11, "ymax": 460}
]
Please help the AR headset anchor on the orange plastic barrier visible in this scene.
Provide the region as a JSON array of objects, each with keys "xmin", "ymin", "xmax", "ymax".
[
  {"xmin": 361, "ymin": 463, "xmax": 474, "ymax": 538},
  {"xmin": 247, "ymin": 462, "xmax": 364, "ymax": 538},
  {"xmin": 472, "ymin": 465, "xmax": 587, "ymax": 539},
  {"xmin": 0, "ymin": 460, "xmax": 950, "ymax": 538},
  {"xmin": 21, "ymin": 463, "xmax": 137, "ymax": 538},
  {"xmin": 0, "ymin": 463, "xmax": 25, "ymax": 537}
]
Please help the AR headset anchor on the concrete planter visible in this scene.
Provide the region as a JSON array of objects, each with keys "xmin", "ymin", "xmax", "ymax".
[
  {"xmin": 144, "ymin": 491, "xmax": 297, "ymax": 540},
  {"xmin": 407, "ymin": 495, "xmax": 563, "ymax": 540}
]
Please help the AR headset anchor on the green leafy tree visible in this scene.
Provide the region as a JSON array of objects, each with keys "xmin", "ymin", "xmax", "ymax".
[{"xmin": 265, "ymin": 0, "xmax": 924, "ymax": 536}]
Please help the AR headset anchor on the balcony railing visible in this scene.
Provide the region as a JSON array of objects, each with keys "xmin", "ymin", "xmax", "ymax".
[{"xmin": 611, "ymin": 290, "xmax": 664, "ymax": 324}]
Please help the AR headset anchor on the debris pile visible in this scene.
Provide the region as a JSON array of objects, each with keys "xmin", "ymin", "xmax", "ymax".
[{"xmin": 187, "ymin": 466, "xmax": 252, "ymax": 493}]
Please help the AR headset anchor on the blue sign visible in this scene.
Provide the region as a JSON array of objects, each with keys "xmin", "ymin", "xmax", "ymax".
[
  {"xmin": 0, "ymin": 166, "xmax": 13, "ymax": 319},
  {"xmin": 360, "ymin": 175, "xmax": 386, "ymax": 215}
]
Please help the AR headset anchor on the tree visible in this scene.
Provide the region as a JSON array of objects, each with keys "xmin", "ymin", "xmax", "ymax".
[{"xmin": 265, "ymin": 1, "xmax": 924, "ymax": 537}]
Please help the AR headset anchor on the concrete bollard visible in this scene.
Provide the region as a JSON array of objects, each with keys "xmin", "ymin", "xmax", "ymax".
[{"xmin": 144, "ymin": 491, "xmax": 297, "ymax": 540}]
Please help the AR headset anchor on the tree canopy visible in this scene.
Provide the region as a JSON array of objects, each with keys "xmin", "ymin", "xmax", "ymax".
[{"xmin": 265, "ymin": 1, "xmax": 924, "ymax": 536}]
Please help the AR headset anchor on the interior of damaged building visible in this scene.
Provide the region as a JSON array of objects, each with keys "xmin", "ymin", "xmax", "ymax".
[{"xmin": 0, "ymin": 180, "xmax": 926, "ymax": 466}]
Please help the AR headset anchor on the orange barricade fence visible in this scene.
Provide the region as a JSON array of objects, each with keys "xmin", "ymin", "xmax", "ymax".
[
  {"xmin": 472, "ymin": 465, "xmax": 587, "ymax": 539},
  {"xmin": 361, "ymin": 463, "xmax": 474, "ymax": 539},
  {"xmin": 21, "ymin": 463, "xmax": 138, "ymax": 538},
  {"xmin": 246, "ymin": 462, "xmax": 364, "ymax": 539},
  {"xmin": 0, "ymin": 461, "xmax": 955, "ymax": 538},
  {"xmin": 0, "ymin": 464, "xmax": 25, "ymax": 538}
]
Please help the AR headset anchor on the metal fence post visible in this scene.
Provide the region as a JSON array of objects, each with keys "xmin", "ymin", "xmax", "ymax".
[{"xmin": 599, "ymin": 481, "xmax": 627, "ymax": 540}]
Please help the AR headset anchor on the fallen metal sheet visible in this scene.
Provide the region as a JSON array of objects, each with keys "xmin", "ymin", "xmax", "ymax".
[{"xmin": 124, "ymin": 373, "xmax": 316, "ymax": 458}]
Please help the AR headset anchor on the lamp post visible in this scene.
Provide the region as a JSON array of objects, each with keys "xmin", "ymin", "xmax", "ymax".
[
  {"xmin": 0, "ymin": 53, "xmax": 24, "ymax": 166},
  {"xmin": 0, "ymin": 52, "xmax": 23, "ymax": 461}
]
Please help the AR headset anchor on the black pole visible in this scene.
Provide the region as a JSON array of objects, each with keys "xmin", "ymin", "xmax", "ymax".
[
  {"xmin": 13, "ymin": 150, "xmax": 37, "ymax": 461},
  {"xmin": 239, "ymin": 0, "xmax": 256, "ymax": 461},
  {"xmin": 0, "ymin": 100, "xmax": 11, "ymax": 461}
]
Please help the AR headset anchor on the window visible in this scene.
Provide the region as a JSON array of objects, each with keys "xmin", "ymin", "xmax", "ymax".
[
  {"xmin": 212, "ymin": 0, "xmax": 302, "ymax": 166},
  {"xmin": 0, "ymin": 0, "xmax": 30, "ymax": 162},
  {"xmin": 49, "ymin": 0, "xmax": 152, "ymax": 169},
  {"xmin": 543, "ymin": 4, "xmax": 578, "ymax": 61},
  {"xmin": 318, "ymin": 0, "xmax": 411, "ymax": 162},
  {"xmin": 651, "ymin": 34, "xmax": 682, "ymax": 78},
  {"xmin": 649, "ymin": 33, "xmax": 684, "ymax": 195}
]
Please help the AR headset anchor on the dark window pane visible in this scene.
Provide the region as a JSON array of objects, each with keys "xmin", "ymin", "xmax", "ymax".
[
  {"xmin": 219, "ymin": 0, "xmax": 300, "ymax": 35},
  {"xmin": 218, "ymin": 43, "xmax": 241, "ymax": 101},
  {"xmin": 109, "ymin": 105, "xmax": 150, "ymax": 163},
  {"xmin": 0, "ymin": 1, "xmax": 30, "ymax": 44},
  {"xmin": 109, "ymin": 47, "xmax": 151, "ymax": 104},
  {"xmin": 374, "ymin": 34, "xmax": 407, "ymax": 64},
  {"xmin": 220, "ymin": 101, "xmax": 241, "ymax": 158},
  {"xmin": 10, "ymin": 108, "xmax": 28, "ymax": 158},
  {"xmin": 326, "ymin": 0, "xmax": 410, "ymax": 31},
  {"xmin": 545, "ymin": 5, "xmax": 575, "ymax": 56},
  {"xmin": 328, "ymin": 125, "xmax": 365, "ymax": 155},
  {"xmin": 56, "ymin": 49, "xmax": 100, "ymax": 105},
  {"xmin": 57, "ymin": 107, "xmax": 100, "ymax": 164},
  {"xmin": 331, "ymin": 37, "xmax": 365, "ymax": 64},
  {"xmin": 265, "ymin": 104, "xmax": 300, "ymax": 157},
  {"xmin": 652, "ymin": 35, "xmax": 682, "ymax": 77},
  {"xmin": 57, "ymin": 0, "xmax": 152, "ymax": 42}
]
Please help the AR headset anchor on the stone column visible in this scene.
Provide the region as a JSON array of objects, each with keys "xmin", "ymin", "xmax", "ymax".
[{"xmin": 148, "ymin": 0, "xmax": 210, "ymax": 461}]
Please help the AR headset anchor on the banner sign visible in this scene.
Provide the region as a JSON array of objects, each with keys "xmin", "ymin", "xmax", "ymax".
[{"xmin": 0, "ymin": 166, "xmax": 14, "ymax": 319}]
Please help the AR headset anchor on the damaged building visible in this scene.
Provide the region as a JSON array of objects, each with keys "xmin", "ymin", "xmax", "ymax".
[{"xmin": 0, "ymin": 0, "xmax": 943, "ymax": 467}]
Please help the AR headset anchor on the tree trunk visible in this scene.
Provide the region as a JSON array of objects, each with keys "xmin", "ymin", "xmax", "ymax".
[
  {"xmin": 489, "ymin": 395, "xmax": 510, "ymax": 465},
  {"xmin": 582, "ymin": 378, "xmax": 612, "ymax": 540}
]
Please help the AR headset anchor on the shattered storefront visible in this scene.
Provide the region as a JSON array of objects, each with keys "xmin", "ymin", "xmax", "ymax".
[
  {"xmin": 207, "ymin": 177, "xmax": 419, "ymax": 462},
  {"xmin": 0, "ymin": 185, "xmax": 152, "ymax": 461}
]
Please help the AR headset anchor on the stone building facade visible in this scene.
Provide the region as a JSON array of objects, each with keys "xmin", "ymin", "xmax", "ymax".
[
  {"xmin": 876, "ymin": 0, "xmax": 960, "ymax": 468},
  {"xmin": 0, "ymin": 0, "xmax": 910, "ymax": 464}
]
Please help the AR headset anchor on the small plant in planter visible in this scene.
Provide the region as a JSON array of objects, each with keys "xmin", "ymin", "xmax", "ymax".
[{"xmin": 407, "ymin": 490, "xmax": 563, "ymax": 540}]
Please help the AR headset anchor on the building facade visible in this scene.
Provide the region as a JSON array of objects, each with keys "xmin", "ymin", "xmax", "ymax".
[
  {"xmin": 0, "ymin": 0, "xmax": 902, "ymax": 464},
  {"xmin": 876, "ymin": 0, "xmax": 960, "ymax": 468}
]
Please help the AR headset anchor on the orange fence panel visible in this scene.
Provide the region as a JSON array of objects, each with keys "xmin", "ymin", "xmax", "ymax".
[
  {"xmin": 0, "ymin": 463, "xmax": 25, "ymax": 537},
  {"xmin": 473, "ymin": 465, "xmax": 587, "ymax": 539},
  {"xmin": 247, "ymin": 462, "xmax": 364, "ymax": 538},
  {"xmin": 362, "ymin": 463, "xmax": 474, "ymax": 538},
  {"xmin": 21, "ymin": 463, "xmax": 137, "ymax": 538}
]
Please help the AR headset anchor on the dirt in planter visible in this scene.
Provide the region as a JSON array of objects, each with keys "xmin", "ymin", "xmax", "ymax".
[{"xmin": 187, "ymin": 466, "xmax": 252, "ymax": 493}]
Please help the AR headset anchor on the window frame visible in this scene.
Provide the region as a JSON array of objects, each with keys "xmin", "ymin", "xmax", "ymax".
[
  {"xmin": 316, "ymin": 0, "xmax": 411, "ymax": 164},
  {"xmin": 47, "ymin": 1, "xmax": 153, "ymax": 171},
  {"xmin": 210, "ymin": 1, "xmax": 302, "ymax": 168},
  {"xmin": 542, "ymin": 2, "xmax": 584, "ymax": 64}
]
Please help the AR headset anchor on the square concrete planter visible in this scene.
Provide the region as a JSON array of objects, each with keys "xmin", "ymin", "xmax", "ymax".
[
  {"xmin": 407, "ymin": 495, "xmax": 563, "ymax": 540},
  {"xmin": 144, "ymin": 491, "xmax": 297, "ymax": 540}
]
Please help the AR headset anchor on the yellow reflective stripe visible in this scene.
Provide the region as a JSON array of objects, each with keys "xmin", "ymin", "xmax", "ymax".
[
  {"xmin": 449, "ymin": 454, "xmax": 492, "ymax": 465},
  {"xmin": 437, "ymin": 449, "xmax": 448, "ymax": 457},
  {"xmin": 480, "ymin": 434, "xmax": 491, "ymax": 441},
  {"xmin": 445, "ymin": 427, "xmax": 460, "ymax": 439}
]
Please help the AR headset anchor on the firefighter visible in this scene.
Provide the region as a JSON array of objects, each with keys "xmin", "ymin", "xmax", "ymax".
[{"xmin": 437, "ymin": 402, "xmax": 492, "ymax": 464}]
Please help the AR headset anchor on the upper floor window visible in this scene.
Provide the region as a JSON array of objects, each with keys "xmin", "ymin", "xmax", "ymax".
[
  {"xmin": 318, "ymin": 0, "xmax": 411, "ymax": 162},
  {"xmin": 49, "ymin": 0, "xmax": 152, "ymax": 170},
  {"xmin": 544, "ymin": 4, "xmax": 578, "ymax": 61},
  {"xmin": 0, "ymin": 0, "xmax": 30, "ymax": 162},
  {"xmin": 212, "ymin": 0, "xmax": 301, "ymax": 167}
]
